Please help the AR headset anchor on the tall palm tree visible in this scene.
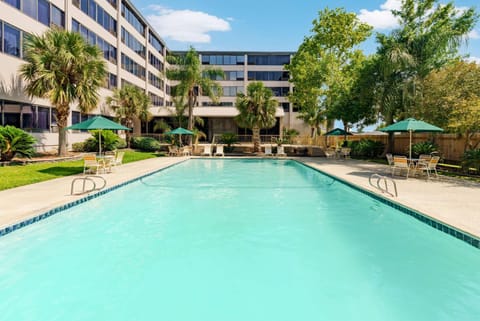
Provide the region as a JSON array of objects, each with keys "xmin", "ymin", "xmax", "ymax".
[
  {"xmin": 166, "ymin": 47, "xmax": 223, "ymax": 144},
  {"xmin": 106, "ymin": 85, "xmax": 151, "ymax": 147},
  {"xmin": 20, "ymin": 29, "xmax": 106, "ymax": 156},
  {"xmin": 235, "ymin": 82, "xmax": 277, "ymax": 153}
]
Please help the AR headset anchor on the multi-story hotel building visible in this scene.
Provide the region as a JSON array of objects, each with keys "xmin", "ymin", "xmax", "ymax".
[{"xmin": 0, "ymin": 0, "xmax": 305, "ymax": 149}]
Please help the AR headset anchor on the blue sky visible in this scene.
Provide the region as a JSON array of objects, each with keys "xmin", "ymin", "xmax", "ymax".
[{"xmin": 133, "ymin": 0, "xmax": 480, "ymax": 62}]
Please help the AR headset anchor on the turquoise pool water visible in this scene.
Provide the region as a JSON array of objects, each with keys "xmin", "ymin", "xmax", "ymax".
[{"xmin": 0, "ymin": 159, "xmax": 479, "ymax": 320}]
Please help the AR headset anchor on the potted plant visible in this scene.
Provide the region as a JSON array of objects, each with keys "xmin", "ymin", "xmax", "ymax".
[{"xmin": 220, "ymin": 133, "xmax": 238, "ymax": 153}]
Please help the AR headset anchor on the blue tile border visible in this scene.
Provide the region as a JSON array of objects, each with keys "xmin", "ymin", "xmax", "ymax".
[
  {"xmin": 297, "ymin": 160, "xmax": 480, "ymax": 249},
  {"xmin": 0, "ymin": 159, "xmax": 187, "ymax": 238},
  {"xmin": 1, "ymin": 158, "xmax": 479, "ymax": 249}
]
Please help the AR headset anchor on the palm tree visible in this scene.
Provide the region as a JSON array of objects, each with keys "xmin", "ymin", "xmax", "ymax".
[
  {"xmin": 166, "ymin": 47, "xmax": 223, "ymax": 144},
  {"xmin": 235, "ymin": 82, "xmax": 277, "ymax": 153},
  {"xmin": 20, "ymin": 29, "xmax": 106, "ymax": 156},
  {"xmin": 106, "ymin": 85, "xmax": 151, "ymax": 147}
]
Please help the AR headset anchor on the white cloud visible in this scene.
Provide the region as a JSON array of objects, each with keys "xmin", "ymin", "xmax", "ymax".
[
  {"xmin": 146, "ymin": 5, "xmax": 231, "ymax": 43},
  {"xmin": 358, "ymin": 0, "xmax": 401, "ymax": 30},
  {"xmin": 468, "ymin": 30, "xmax": 480, "ymax": 39},
  {"xmin": 466, "ymin": 56, "xmax": 480, "ymax": 64}
]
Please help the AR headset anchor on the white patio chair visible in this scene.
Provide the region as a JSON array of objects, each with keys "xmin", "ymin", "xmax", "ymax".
[
  {"xmin": 202, "ymin": 144, "xmax": 212, "ymax": 156},
  {"xmin": 417, "ymin": 156, "xmax": 440, "ymax": 179},
  {"xmin": 264, "ymin": 145, "xmax": 273, "ymax": 156},
  {"xmin": 214, "ymin": 144, "xmax": 224, "ymax": 157}
]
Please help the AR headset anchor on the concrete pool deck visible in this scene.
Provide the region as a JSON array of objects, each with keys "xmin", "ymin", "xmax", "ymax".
[{"xmin": 1, "ymin": 156, "xmax": 479, "ymax": 240}]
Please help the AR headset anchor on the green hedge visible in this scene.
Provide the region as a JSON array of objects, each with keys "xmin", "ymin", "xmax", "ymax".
[{"xmin": 130, "ymin": 137, "xmax": 161, "ymax": 152}]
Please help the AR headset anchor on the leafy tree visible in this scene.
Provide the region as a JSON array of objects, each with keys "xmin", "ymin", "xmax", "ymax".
[
  {"xmin": 106, "ymin": 85, "xmax": 151, "ymax": 147},
  {"xmin": 287, "ymin": 8, "xmax": 373, "ymax": 135},
  {"xmin": 235, "ymin": 82, "xmax": 278, "ymax": 153},
  {"xmin": 374, "ymin": 0, "xmax": 478, "ymax": 151},
  {"xmin": 20, "ymin": 29, "xmax": 107, "ymax": 156},
  {"xmin": 166, "ymin": 47, "xmax": 223, "ymax": 144},
  {"xmin": 418, "ymin": 61, "xmax": 480, "ymax": 150},
  {"xmin": 0, "ymin": 126, "xmax": 36, "ymax": 161}
]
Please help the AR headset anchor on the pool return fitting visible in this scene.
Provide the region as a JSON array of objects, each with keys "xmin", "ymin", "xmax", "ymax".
[
  {"xmin": 369, "ymin": 174, "xmax": 398, "ymax": 197},
  {"xmin": 70, "ymin": 176, "xmax": 107, "ymax": 195}
]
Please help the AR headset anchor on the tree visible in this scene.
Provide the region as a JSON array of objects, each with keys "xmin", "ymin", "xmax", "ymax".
[
  {"xmin": 166, "ymin": 47, "xmax": 223, "ymax": 144},
  {"xmin": 20, "ymin": 29, "xmax": 106, "ymax": 156},
  {"xmin": 286, "ymin": 8, "xmax": 373, "ymax": 134},
  {"xmin": 235, "ymin": 82, "xmax": 277, "ymax": 153},
  {"xmin": 374, "ymin": 0, "xmax": 478, "ymax": 151},
  {"xmin": 417, "ymin": 61, "xmax": 480, "ymax": 150},
  {"xmin": 106, "ymin": 85, "xmax": 151, "ymax": 147}
]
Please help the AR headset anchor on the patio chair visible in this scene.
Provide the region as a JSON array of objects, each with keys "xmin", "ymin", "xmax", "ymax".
[
  {"xmin": 392, "ymin": 155, "xmax": 410, "ymax": 178},
  {"xmin": 168, "ymin": 145, "xmax": 179, "ymax": 156},
  {"xmin": 214, "ymin": 144, "xmax": 224, "ymax": 157},
  {"xmin": 324, "ymin": 148, "xmax": 336, "ymax": 158},
  {"xmin": 385, "ymin": 153, "xmax": 394, "ymax": 173},
  {"xmin": 276, "ymin": 145, "xmax": 286, "ymax": 157},
  {"xmin": 110, "ymin": 151, "xmax": 125, "ymax": 170},
  {"xmin": 202, "ymin": 144, "xmax": 212, "ymax": 157},
  {"xmin": 417, "ymin": 156, "xmax": 440, "ymax": 179},
  {"xmin": 181, "ymin": 146, "xmax": 192, "ymax": 156},
  {"xmin": 340, "ymin": 148, "xmax": 351, "ymax": 159},
  {"xmin": 264, "ymin": 145, "xmax": 273, "ymax": 156},
  {"xmin": 83, "ymin": 154, "xmax": 104, "ymax": 175}
]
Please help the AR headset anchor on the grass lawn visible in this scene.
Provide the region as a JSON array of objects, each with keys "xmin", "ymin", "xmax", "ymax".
[{"xmin": 0, "ymin": 150, "xmax": 161, "ymax": 191}]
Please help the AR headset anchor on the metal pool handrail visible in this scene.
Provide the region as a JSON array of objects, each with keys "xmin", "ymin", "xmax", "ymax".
[
  {"xmin": 71, "ymin": 176, "xmax": 107, "ymax": 195},
  {"xmin": 369, "ymin": 174, "xmax": 398, "ymax": 197}
]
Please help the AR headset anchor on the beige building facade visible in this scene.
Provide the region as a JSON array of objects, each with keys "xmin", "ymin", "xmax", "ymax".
[{"xmin": 0, "ymin": 0, "xmax": 306, "ymax": 150}]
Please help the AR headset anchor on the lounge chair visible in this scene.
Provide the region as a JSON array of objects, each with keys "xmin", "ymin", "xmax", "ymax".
[
  {"xmin": 325, "ymin": 148, "xmax": 336, "ymax": 158},
  {"xmin": 202, "ymin": 145, "xmax": 212, "ymax": 156},
  {"xmin": 214, "ymin": 144, "xmax": 224, "ymax": 157},
  {"xmin": 392, "ymin": 155, "xmax": 410, "ymax": 178},
  {"xmin": 417, "ymin": 156, "xmax": 440, "ymax": 178},
  {"xmin": 264, "ymin": 145, "xmax": 273, "ymax": 156},
  {"xmin": 83, "ymin": 154, "xmax": 103, "ymax": 174},
  {"xmin": 276, "ymin": 145, "xmax": 286, "ymax": 157},
  {"xmin": 385, "ymin": 153, "xmax": 394, "ymax": 173}
]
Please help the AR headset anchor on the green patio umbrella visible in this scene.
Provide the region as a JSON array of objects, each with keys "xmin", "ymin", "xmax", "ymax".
[
  {"xmin": 324, "ymin": 128, "xmax": 353, "ymax": 147},
  {"xmin": 380, "ymin": 118, "xmax": 443, "ymax": 159},
  {"xmin": 165, "ymin": 127, "xmax": 194, "ymax": 146},
  {"xmin": 165, "ymin": 127, "xmax": 194, "ymax": 135},
  {"xmin": 66, "ymin": 115, "xmax": 130, "ymax": 155}
]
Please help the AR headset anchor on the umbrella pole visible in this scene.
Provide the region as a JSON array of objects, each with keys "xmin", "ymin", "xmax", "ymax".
[
  {"xmin": 409, "ymin": 130, "xmax": 412, "ymax": 160},
  {"xmin": 99, "ymin": 130, "xmax": 102, "ymax": 156}
]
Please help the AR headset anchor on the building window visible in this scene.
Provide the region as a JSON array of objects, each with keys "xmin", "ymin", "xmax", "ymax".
[
  {"xmin": 247, "ymin": 55, "xmax": 290, "ymax": 65},
  {"xmin": 73, "ymin": 0, "xmax": 117, "ymax": 35},
  {"xmin": 281, "ymin": 103, "xmax": 290, "ymax": 112},
  {"xmin": 201, "ymin": 54, "xmax": 244, "ymax": 65},
  {"xmin": 4, "ymin": 0, "xmax": 20, "ymax": 9},
  {"xmin": 22, "ymin": 0, "xmax": 37, "ymax": 20},
  {"xmin": 121, "ymin": 27, "xmax": 145, "ymax": 58},
  {"xmin": 121, "ymin": 1, "xmax": 145, "ymax": 36},
  {"xmin": 121, "ymin": 54, "xmax": 145, "ymax": 80},
  {"xmin": 38, "ymin": 0, "xmax": 50, "ymax": 25},
  {"xmin": 4, "ymin": 23, "xmax": 21, "ymax": 57},
  {"xmin": 72, "ymin": 19, "xmax": 117, "ymax": 64},
  {"xmin": 149, "ymin": 52, "xmax": 164, "ymax": 71},
  {"xmin": 267, "ymin": 87, "xmax": 290, "ymax": 97},
  {"xmin": 148, "ymin": 72, "xmax": 163, "ymax": 90},
  {"xmin": 248, "ymin": 71, "xmax": 289, "ymax": 81},
  {"xmin": 51, "ymin": 5, "xmax": 65, "ymax": 28},
  {"xmin": 149, "ymin": 92, "xmax": 163, "ymax": 106},
  {"xmin": 103, "ymin": 73, "xmax": 117, "ymax": 90},
  {"xmin": 148, "ymin": 31, "xmax": 163, "ymax": 55}
]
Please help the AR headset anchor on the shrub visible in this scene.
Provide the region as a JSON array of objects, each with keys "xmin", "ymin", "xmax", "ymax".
[
  {"xmin": 0, "ymin": 125, "xmax": 36, "ymax": 161},
  {"xmin": 131, "ymin": 137, "xmax": 161, "ymax": 152},
  {"xmin": 72, "ymin": 142, "xmax": 85, "ymax": 152},
  {"xmin": 220, "ymin": 133, "xmax": 238, "ymax": 152},
  {"xmin": 117, "ymin": 138, "xmax": 127, "ymax": 149},
  {"xmin": 282, "ymin": 128, "xmax": 299, "ymax": 144},
  {"xmin": 461, "ymin": 149, "xmax": 480, "ymax": 173},
  {"xmin": 83, "ymin": 130, "xmax": 120, "ymax": 153},
  {"xmin": 349, "ymin": 139, "xmax": 384, "ymax": 158},
  {"xmin": 411, "ymin": 141, "xmax": 438, "ymax": 157}
]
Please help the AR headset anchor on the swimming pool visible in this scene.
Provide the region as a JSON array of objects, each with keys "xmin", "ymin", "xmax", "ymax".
[{"xmin": 0, "ymin": 159, "xmax": 479, "ymax": 321}]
